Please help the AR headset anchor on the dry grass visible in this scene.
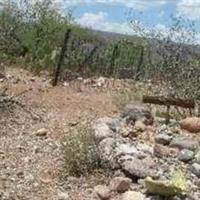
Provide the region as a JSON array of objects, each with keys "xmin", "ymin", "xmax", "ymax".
[
  {"xmin": 62, "ymin": 125, "xmax": 104, "ymax": 177},
  {"xmin": 110, "ymin": 84, "xmax": 147, "ymax": 109}
]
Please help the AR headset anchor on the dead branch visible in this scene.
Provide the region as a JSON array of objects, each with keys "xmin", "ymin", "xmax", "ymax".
[
  {"xmin": 143, "ymin": 96, "xmax": 195, "ymax": 109},
  {"xmin": 52, "ymin": 29, "xmax": 71, "ymax": 86}
]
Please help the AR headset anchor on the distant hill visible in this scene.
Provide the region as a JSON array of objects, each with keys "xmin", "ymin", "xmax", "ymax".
[
  {"xmin": 90, "ymin": 29, "xmax": 132, "ymax": 41},
  {"xmin": 89, "ymin": 28, "xmax": 200, "ymax": 59}
]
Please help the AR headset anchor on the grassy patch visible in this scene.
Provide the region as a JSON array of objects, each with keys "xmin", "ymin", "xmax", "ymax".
[{"xmin": 110, "ymin": 85, "xmax": 146, "ymax": 109}]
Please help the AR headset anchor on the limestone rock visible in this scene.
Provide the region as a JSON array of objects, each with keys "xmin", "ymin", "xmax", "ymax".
[
  {"xmin": 110, "ymin": 177, "xmax": 132, "ymax": 193},
  {"xmin": 121, "ymin": 191, "xmax": 145, "ymax": 200},
  {"xmin": 121, "ymin": 103, "xmax": 153, "ymax": 125},
  {"xmin": 191, "ymin": 163, "xmax": 200, "ymax": 178},
  {"xmin": 99, "ymin": 138, "xmax": 118, "ymax": 168},
  {"xmin": 94, "ymin": 185, "xmax": 111, "ymax": 200},
  {"xmin": 109, "ymin": 117, "xmax": 126, "ymax": 132},
  {"xmin": 155, "ymin": 134, "xmax": 173, "ymax": 145},
  {"xmin": 194, "ymin": 151, "xmax": 200, "ymax": 164},
  {"xmin": 92, "ymin": 118, "xmax": 114, "ymax": 141},
  {"xmin": 178, "ymin": 149, "xmax": 194, "ymax": 162},
  {"xmin": 134, "ymin": 121, "xmax": 146, "ymax": 132},
  {"xmin": 169, "ymin": 137, "xmax": 199, "ymax": 151},
  {"xmin": 154, "ymin": 144, "xmax": 177, "ymax": 158},
  {"xmin": 116, "ymin": 143, "xmax": 139, "ymax": 157},
  {"xmin": 119, "ymin": 157, "xmax": 157, "ymax": 179},
  {"xmin": 99, "ymin": 138, "xmax": 140, "ymax": 169}
]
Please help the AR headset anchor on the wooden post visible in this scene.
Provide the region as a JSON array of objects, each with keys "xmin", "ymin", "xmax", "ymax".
[
  {"xmin": 143, "ymin": 96, "xmax": 195, "ymax": 109},
  {"xmin": 166, "ymin": 105, "xmax": 170, "ymax": 124},
  {"xmin": 143, "ymin": 95, "xmax": 195, "ymax": 124},
  {"xmin": 109, "ymin": 44, "xmax": 119, "ymax": 76},
  {"xmin": 78, "ymin": 46, "xmax": 98, "ymax": 76},
  {"xmin": 52, "ymin": 29, "xmax": 71, "ymax": 86},
  {"xmin": 135, "ymin": 46, "xmax": 144, "ymax": 81}
]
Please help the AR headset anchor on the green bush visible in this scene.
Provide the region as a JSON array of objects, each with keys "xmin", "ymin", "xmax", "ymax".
[
  {"xmin": 0, "ymin": 0, "xmax": 150, "ymax": 78},
  {"xmin": 0, "ymin": 0, "xmax": 72, "ymax": 69}
]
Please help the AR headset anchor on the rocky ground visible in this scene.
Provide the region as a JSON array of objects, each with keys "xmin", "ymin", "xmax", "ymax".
[
  {"xmin": 0, "ymin": 67, "xmax": 118, "ymax": 200},
  {"xmin": 91, "ymin": 104, "xmax": 200, "ymax": 200},
  {"xmin": 0, "ymin": 66, "xmax": 199, "ymax": 200}
]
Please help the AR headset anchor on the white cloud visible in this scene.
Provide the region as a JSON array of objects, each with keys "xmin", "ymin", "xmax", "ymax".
[
  {"xmin": 76, "ymin": 11, "xmax": 200, "ymax": 44},
  {"xmin": 158, "ymin": 10, "xmax": 165, "ymax": 17},
  {"xmin": 177, "ymin": 0, "xmax": 200, "ymax": 20},
  {"xmin": 130, "ymin": 20, "xmax": 200, "ymax": 44},
  {"xmin": 76, "ymin": 12, "xmax": 133, "ymax": 34},
  {"xmin": 58, "ymin": 0, "xmax": 168, "ymax": 10},
  {"xmin": 77, "ymin": 12, "xmax": 107, "ymax": 28},
  {"xmin": 154, "ymin": 24, "xmax": 200, "ymax": 44}
]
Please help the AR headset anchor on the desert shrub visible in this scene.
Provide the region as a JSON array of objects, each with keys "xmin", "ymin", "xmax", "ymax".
[
  {"xmin": 1, "ymin": 0, "xmax": 200, "ymax": 86},
  {"xmin": 62, "ymin": 125, "xmax": 105, "ymax": 177},
  {"xmin": 0, "ymin": 0, "xmax": 154, "ymax": 79},
  {"xmin": 130, "ymin": 15, "xmax": 200, "ymax": 99},
  {"xmin": 0, "ymin": 0, "xmax": 72, "ymax": 69}
]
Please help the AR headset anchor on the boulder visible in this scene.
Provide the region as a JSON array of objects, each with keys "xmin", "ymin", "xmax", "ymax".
[
  {"xmin": 110, "ymin": 177, "xmax": 132, "ymax": 193},
  {"xmin": 91, "ymin": 118, "xmax": 114, "ymax": 141},
  {"xmin": 154, "ymin": 144, "xmax": 177, "ymax": 158},
  {"xmin": 134, "ymin": 121, "xmax": 146, "ymax": 132},
  {"xmin": 136, "ymin": 143, "xmax": 153, "ymax": 155},
  {"xmin": 155, "ymin": 134, "xmax": 173, "ymax": 145},
  {"xmin": 99, "ymin": 138, "xmax": 118, "ymax": 168},
  {"xmin": 119, "ymin": 157, "xmax": 157, "ymax": 179},
  {"xmin": 180, "ymin": 117, "xmax": 200, "ymax": 133},
  {"xmin": 194, "ymin": 151, "xmax": 200, "ymax": 164},
  {"xmin": 178, "ymin": 149, "xmax": 194, "ymax": 162},
  {"xmin": 99, "ymin": 138, "xmax": 140, "ymax": 169},
  {"xmin": 169, "ymin": 137, "xmax": 199, "ymax": 151},
  {"xmin": 116, "ymin": 143, "xmax": 139, "ymax": 157},
  {"xmin": 108, "ymin": 117, "xmax": 126, "ymax": 132},
  {"xmin": 94, "ymin": 185, "xmax": 111, "ymax": 200},
  {"xmin": 121, "ymin": 191, "xmax": 145, "ymax": 200},
  {"xmin": 191, "ymin": 163, "xmax": 200, "ymax": 178},
  {"xmin": 121, "ymin": 103, "xmax": 153, "ymax": 125}
]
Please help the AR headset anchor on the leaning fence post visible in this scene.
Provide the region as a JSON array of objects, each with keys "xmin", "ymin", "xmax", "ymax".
[
  {"xmin": 166, "ymin": 105, "xmax": 170, "ymax": 124},
  {"xmin": 52, "ymin": 29, "xmax": 71, "ymax": 86}
]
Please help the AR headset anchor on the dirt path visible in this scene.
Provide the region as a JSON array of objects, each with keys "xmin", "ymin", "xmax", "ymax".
[{"xmin": 0, "ymin": 67, "xmax": 117, "ymax": 200}]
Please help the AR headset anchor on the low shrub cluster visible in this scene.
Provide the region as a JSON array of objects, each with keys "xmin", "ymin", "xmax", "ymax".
[{"xmin": 62, "ymin": 125, "xmax": 107, "ymax": 177}]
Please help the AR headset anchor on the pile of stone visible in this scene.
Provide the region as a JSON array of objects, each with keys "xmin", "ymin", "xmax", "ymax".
[{"xmin": 91, "ymin": 102, "xmax": 200, "ymax": 200}]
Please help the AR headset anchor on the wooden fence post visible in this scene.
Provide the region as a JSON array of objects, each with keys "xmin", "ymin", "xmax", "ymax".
[
  {"xmin": 52, "ymin": 29, "xmax": 71, "ymax": 86},
  {"xmin": 143, "ymin": 95, "xmax": 195, "ymax": 124}
]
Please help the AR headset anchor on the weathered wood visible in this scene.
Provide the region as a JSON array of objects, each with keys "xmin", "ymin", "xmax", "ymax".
[
  {"xmin": 52, "ymin": 29, "xmax": 71, "ymax": 86},
  {"xmin": 143, "ymin": 96, "xmax": 195, "ymax": 109},
  {"xmin": 78, "ymin": 46, "xmax": 98, "ymax": 76},
  {"xmin": 135, "ymin": 46, "xmax": 144, "ymax": 81}
]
